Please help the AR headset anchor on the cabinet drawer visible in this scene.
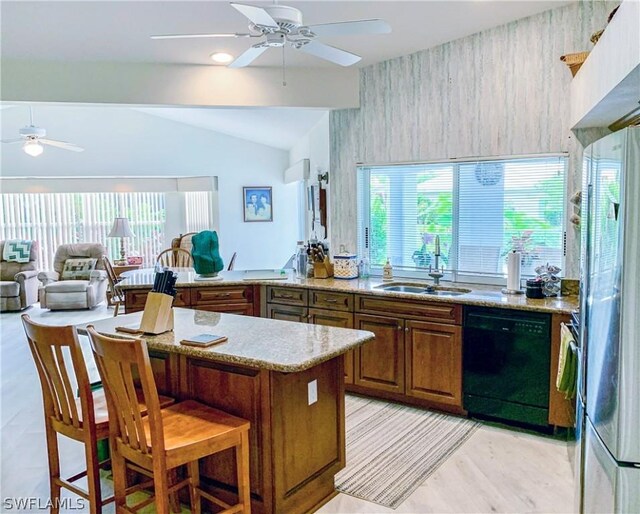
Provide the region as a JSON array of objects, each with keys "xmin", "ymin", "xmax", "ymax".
[
  {"xmin": 174, "ymin": 289, "xmax": 191, "ymax": 307},
  {"xmin": 309, "ymin": 290, "xmax": 353, "ymax": 312},
  {"xmin": 192, "ymin": 286, "xmax": 253, "ymax": 305},
  {"xmin": 125, "ymin": 288, "xmax": 189, "ymax": 312},
  {"xmin": 267, "ymin": 286, "xmax": 307, "ymax": 306},
  {"xmin": 125, "ymin": 289, "xmax": 149, "ymax": 313},
  {"xmin": 196, "ymin": 303, "xmax": 254, "ymax": 316},
  {"xmin": 356, "ymin": 295, "xmax": 461, "ymax": 324},
  {"xmin": 266, "ymin": 303, "xmax": 308, "ymax": 323}
]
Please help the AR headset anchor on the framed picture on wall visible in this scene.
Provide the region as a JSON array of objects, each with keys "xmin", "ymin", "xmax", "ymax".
[{"xmin": 243, "ymin": 186, "xmax": 273, "ymax": 222}]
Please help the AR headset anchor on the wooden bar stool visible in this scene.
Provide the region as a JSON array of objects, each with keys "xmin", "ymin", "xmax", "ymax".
[
  {"xmin": 21, "ymin": 315, "xmax": 175, "ymax": 514},
  {"xmin": 87, "ymin": 327, "xmax": 251, "ymax": 514}
]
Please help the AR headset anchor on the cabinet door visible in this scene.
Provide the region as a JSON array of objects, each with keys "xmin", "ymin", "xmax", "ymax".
[
  {"xmin": 266, "ymin": 303, "xmax": 308, "ymax": 323},
  {"xmin": 354, "ymin": 314, "xmax": 405, "ymax": 394},
  {"xmin": 405, "ymin": 320, "xmax": 462, "ymax": 407},
  {"xmin": 308, "ymin": 308, "xmax": 354, "ymax": 384}
]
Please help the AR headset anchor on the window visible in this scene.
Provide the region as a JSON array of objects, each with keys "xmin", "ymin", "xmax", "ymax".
[
  {"xmin": 357, "ymin": 155, "xmax": 567, "ymax": 283},
  {"xmin": 1, "ymin": 191, "xmax": 212, "ymax": 269}
]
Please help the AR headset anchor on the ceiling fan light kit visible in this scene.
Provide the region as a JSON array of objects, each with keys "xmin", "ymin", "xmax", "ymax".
[
  {"xmin": 1, "ymin": 107, "xmax": 85, "ymax": 157},
  {"xmin": 150, "ymin": 2, "xmax": 391, "ymax": 69},
  {"xmin": 23, "ymin": 140, "xmax": 44, "ymax": 157}
]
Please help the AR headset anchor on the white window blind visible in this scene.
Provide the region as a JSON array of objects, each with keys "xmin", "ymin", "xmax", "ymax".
[
  {"xmin": 1, "ymin": 192, "xmax": 166, "ymax": 269},
  {"xmin": 358, "ymin": 155, "xmax": 567, "ymax": 282},
  {"xmin": 185, "ymin": 191, "xmax": 213, "ymax": 233}
]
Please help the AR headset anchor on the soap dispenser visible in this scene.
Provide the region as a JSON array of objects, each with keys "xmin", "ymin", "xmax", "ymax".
[{"xmin": 383, "ymin": 258, "xmax": 393, "ymax": 281}]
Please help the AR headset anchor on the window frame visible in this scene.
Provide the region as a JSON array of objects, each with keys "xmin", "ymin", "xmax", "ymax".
[{"xmin": 357, "ymin": 153, "xmax": 568, "ymax": 285}]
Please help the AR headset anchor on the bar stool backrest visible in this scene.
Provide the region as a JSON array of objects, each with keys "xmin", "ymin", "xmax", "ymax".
[
  {"xmin": 86, "ymin": 327, "xmax": 165, "ymax": 457},
  {"xmin": 21, "ymin": 314, "xmax": 96, "ymax": 435}
]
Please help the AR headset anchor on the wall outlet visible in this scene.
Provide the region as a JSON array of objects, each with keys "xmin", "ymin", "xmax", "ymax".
[{"xmin": 308, "ymin": 379, "xmax": 318, "ymax": 405}]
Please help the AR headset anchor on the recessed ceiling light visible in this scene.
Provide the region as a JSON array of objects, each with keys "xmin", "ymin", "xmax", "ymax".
[{"xmin": 210, "ymin": 52, "xmax": 234, "ymax": 64}]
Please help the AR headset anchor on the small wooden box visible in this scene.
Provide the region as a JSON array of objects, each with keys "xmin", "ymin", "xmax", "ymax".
[
  {"xmin": 313, "ymin": 258, "xmax": 334, "ymax": 279},
  {"xmin": 139, "ymin": 292, "xmax": 174, "ymax": 334}
]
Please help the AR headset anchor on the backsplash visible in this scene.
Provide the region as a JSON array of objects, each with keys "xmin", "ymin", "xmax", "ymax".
[{"xmin": 330, "ymin": 1, "xmax": 612, "ymax": 278}]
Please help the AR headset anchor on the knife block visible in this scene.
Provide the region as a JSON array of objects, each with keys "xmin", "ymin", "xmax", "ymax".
[
  {"xmin": 139, "ymin": 292, "xmax": 174, "ymax": 334},
  {"xmin": 313, "ymin": 257, "xmax": 334, "ymax": 279}
]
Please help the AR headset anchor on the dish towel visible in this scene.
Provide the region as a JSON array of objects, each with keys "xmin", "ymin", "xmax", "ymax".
[
  {"xmin": 2, "ymin": 239, "xmax": 32, "ymax": 263},
  {"xmin": 556, "ymin": 323, "xmax": 577, "ymax": 399}
]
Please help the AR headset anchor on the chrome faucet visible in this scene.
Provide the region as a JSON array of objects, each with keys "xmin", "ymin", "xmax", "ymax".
[{"xmin": 428, "ymin": 235, "xmax": 445, "ymax": 286}]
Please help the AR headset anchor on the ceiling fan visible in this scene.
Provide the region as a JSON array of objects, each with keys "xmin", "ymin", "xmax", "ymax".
[
  {"xmin": 1, "ymin": 107, "xmax": 84, "ymax": 157},
  {"xmin": 150, "ymin": 2, "xmax": 391, "ymax": 68}
]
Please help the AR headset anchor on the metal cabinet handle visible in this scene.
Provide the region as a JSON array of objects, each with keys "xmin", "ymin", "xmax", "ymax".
[
  {"xmin": 215, "ymin": 293, "xmax": 231, "ymax": 298},
  {"xmin": 405, "ymin": 327, "xmax": 409, "ymax": 332},
  {"xmin": 397, "ymin": 325, "xmax": 403, "ymax": 331},
  {"xmin": 324, "ymin": 298, "xmax": 338, "ymax": 303},
  {"xmin": 280, "ymin": 294, "xmax": 294, "ymax": 299},
  {"xmin": 307, "ymin": 314, "xmax": 313, "ymax": 320}
]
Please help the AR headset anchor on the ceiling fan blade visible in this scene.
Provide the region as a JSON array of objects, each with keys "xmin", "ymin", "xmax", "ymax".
[
  {"xmin": 150, "ymin": 33, "xmax": 251, "ymax": 40},
  {"xmin": 228, "ymin": 45, "xmax": 268, "ymax": 68},
  {"xmin": 40, "ymin": 139, "xmax": 84, "ymax": 152},
  {"xmin": 298, "ymin": 41, "xmax": 361, "ymax": 67},
  {"xmin": 306, "ymin": 19, "xmax": 391, "ymax": 37},
  {"xmin": 231, "ymin": 3, "xmax": 278, "ymax": 29},
  {"xmin": 1, "ymin": 138, "xmax": 24, "ymax": 144}
]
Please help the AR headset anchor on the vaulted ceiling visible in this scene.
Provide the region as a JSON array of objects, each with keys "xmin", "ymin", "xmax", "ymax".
[{"xmin": 2, "ymin": 1, "xmax": 571, "ymax": 68}]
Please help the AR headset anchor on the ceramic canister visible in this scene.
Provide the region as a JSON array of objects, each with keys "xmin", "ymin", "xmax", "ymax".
[{"xmin": 334, "ymin": 246, "xmax": 359, "ymax": 279}]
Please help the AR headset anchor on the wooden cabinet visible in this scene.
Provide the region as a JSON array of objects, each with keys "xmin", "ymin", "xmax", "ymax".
[
  {"xmin": 267, "ymin": 303, "xmax": 308, "ymax": 323},
  {"xmin": 267, "ymin": 286, "xmax": 307, "ymax": 306},
  {"xmin": 267, "ymin": 288, "xmax": 356, "ymax": 384},
  {"xmin": 549, "ymin": 313, "xmax": 575, "ymax": 428},
  {"xmin": 405, "ymin": 320, "xmax": 462, "ymax": 407},
  {"xmin": 349, "ymin": 296, "xmax": 464, "ymax": 412},
  {"xmin": 354, "ymin": 314, "xmax": 405, "ymax": 394},
  {"xmin": 309, "ymin": 290, "xmax": 353, "ymax": 312},
  {"xmin": 307, "ymin": 308, "xmax": 352, "ymax": 328},
  {"xmin": 125, "ymin": 288, "xmax": 190, "ymax": 313},
  {"xmin": 308, "ymin": 309, "xmax": 354, "ymax": 384},
  {"xmin": 125, "ymin": 285, "xmax": 256, "ymax": 315},
  {"xmin": 192, "ymin": 286, "xmax": 254, "ymax": 316}
]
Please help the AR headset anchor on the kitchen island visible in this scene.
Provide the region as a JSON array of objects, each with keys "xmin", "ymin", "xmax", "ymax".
[{"xmin": 78, "ymin": 308, "xmax": 375, "ymax": 514}]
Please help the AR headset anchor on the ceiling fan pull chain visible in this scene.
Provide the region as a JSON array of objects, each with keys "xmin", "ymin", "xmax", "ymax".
[{"xmin": 282, "ymin": 45, "xmax": 287, "ymax": 87}]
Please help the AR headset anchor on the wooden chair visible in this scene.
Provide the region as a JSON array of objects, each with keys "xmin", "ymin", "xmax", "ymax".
[
  {"xmin": 156, "ymin": 248, "xmax": 193, "ymax": 268},
  {"xmin": 227, "ymin": 252, "xmax": 237, "ymax": 271},
  {"xmin": 102, "ymin": 256, "xmax": 124, "ymax": 317},
  {"xmin": 21, "ymin": 315, "xmax": 175, "ymax": 514},
  {"xmin": 87, "ymin": 327, "xmax": 251, "ymax": 514}
]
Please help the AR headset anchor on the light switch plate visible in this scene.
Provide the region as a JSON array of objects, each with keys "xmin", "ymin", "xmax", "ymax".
[{"xmin": 308, "ymin": 379, "xmax": 318, "ymax": 405}]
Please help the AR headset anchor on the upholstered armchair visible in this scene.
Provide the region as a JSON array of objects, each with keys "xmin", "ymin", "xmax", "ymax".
[
  {"xmin": 0, "ymin": 240, "xmax": 40, "ymax": 312},
  {"xmin": 38, "ymin": 243, "xmax": 108, "ymax": 310}
]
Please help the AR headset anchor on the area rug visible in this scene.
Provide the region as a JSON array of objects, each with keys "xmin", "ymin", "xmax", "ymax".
[{"xmin": 335, "ymin": 395, "xmax": 480, "ymax": 509}]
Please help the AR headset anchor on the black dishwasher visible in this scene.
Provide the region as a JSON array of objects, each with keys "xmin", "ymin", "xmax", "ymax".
[{"xmin": 463, "ymin": 307, "xmax": 551, "ymax": 427}]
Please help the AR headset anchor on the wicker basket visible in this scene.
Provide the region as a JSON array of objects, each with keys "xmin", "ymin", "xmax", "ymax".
[{"xmin": 560, "ymin": 52, "xmax": 590, "ymax": 77}]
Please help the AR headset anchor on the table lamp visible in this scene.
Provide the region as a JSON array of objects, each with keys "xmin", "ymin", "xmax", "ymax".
[{"xmin": 108, "ymin": 217, "xmax": 135, "ymax": 265}]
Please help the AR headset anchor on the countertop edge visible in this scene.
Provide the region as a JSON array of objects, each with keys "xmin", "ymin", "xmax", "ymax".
[{"xmin": 119, "ymin": 275, "xmax": 578, "ymax": 314}]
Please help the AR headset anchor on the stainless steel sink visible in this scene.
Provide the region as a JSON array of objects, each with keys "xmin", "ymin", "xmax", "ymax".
[
  {"xmin": 378, "ymin": 285, "xmax": 430, "ymax": 293},
  {"xmin": 375, "ymin": 282, "xmax": 471, "ymax": 296}
]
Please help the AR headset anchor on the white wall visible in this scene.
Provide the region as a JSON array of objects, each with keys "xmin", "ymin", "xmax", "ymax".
[
  {"xmin": 288, "ymin": 112, "xmax": 330, "ymax": 243},
  {"xmin": 330, "ymin": 1, "xmax": 611, "ymax": 278},
  {"xmin": 1, "ymin": 105, "xmax": 298, "ymax": 269}
]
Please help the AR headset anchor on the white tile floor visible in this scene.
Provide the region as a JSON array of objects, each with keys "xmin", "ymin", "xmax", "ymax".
[{"xmin": 1, "ymin": 304, "xmax": 576, "ymax": 513}]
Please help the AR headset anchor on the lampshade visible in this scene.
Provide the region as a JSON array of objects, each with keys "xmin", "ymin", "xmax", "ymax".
[{"xmin": 108, "ymin": 217, "xmax": 135, "ymax": 238}]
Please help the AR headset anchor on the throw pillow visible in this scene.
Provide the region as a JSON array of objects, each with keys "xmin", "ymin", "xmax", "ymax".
[{"xmin": 61, "ymin": 258, "xmax": 97, "ymax": 280}]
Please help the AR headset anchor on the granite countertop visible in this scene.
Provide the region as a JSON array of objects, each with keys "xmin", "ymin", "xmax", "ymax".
[
  {"xmin": 76, "ymin": 307, "xmax": 375, "ymax": 373},
  {"xmin": 118, "ymin": 268, "xmax": 579, "ymax": 314}
]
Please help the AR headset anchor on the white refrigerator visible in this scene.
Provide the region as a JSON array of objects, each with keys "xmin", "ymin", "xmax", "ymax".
[{"xmin": 578, "ymin": 127, "xmax": 640, "ymax": 513}]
